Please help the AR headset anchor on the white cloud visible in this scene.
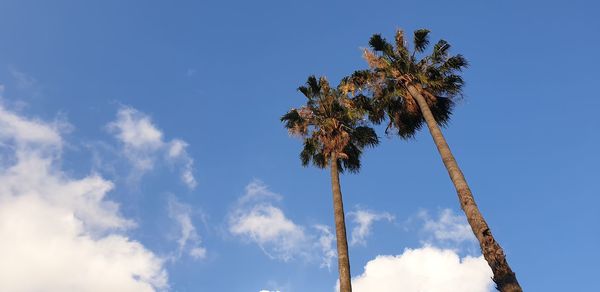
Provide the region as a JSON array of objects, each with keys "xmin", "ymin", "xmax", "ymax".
[
  {"xmin": 107, "ymin": 106, "xmax": 197, "ymax": 189},
  {"xmin": 349, "ymin": 208, "xmax": 394, "ymax": 246},
  {"xmin": 0, "ymin": 105, "xmax": 63, "ymax": 148},
  {"xmin": 229, "ymin": 181, "xmax": 308, "ymax": 261},
  {"xmin": 109, "ymin": 107, "xmax": 164, "ymax": 152},
  {"xmin": 230, "ymin": 204, "xmax": 306, "ymax": 254},
  {"xmin": 348, "ymin": 246, "xmax": 493, "ymax": 292},
  {"xmin": 168, "ymin": 139, "xmax": 187, "ymax": 158},
  {"xmin": 418, "ymin": 209, "xmax": 475, "ymax": 244},
  {"xmin": 314, "ymin": 224, "xmax": 336, "ymax": 269},
  {"xmin": 167, "ymin": 196, "xmax": 207, "ymax": 260},
  {"xmin": 0, "ymin": 103, "xmax": 167, "ymax": 291},
  {"xmin": 229, "ymin": 180, "xmax": 334, "ymax": 265},
  {"xmin": 339, "ymin": 208, "xmax": 492, "ymax": 292}
]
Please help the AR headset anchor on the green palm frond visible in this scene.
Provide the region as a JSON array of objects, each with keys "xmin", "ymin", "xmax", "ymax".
[
  {"xmin": 442, "ymin": 54, "xmax": 468, "ymax": 71},
  {"xmin": 352, "ymin": 126, "xmax": 379, "ymax": 148},
  {"xmin": 280, "ymin": 109, "xmax": 302, "ymax": 128},
  {"xmin": 348, "ymin": 70, "xmax": 373, "ymax": 88},
  {"xmin": 300, "ymin": 137, "xmax": 319, "ymax": 166},
  {"xmin": 413, "ymin": 29, "xmax": 431, "ymax": 53},
  {"xmin": 298, "ymin": 85, "xmax": 310, "ymax": 98},
  {"xmin": 431, "ymin": 39, "xmax": 451, "ymax": 63},
  {"xmin": 351, "ymin": 94, "xmax": 372, "ymax": 112},
  {"xmin": 428, "ymin": 96, "xmax": 454, "ymax": 127},
  {"xmin": 340, "ymin": 143, "xmax": 361, "ymax": 173},
  {"xmin": 369, "ymin": 34, "xmax": 392, "ymax": 54}
]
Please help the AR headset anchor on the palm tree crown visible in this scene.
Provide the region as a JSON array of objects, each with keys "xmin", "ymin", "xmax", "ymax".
[
  {"xmin": 282, "ymin": 75, "xmax": 379, "ymax": 172},
  {"xmin": 341, "ymin": 29, "xmax": 468, "ymax": 138}
]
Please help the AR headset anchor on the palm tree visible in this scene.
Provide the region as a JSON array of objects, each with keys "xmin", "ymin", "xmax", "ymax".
[
  {"xmin": 341, "ymin": 29, "xmax": 522, "ymax": 292},
  {"xmin": 281, "ymin": 76, "xmax": 378, "ymax": 292}
]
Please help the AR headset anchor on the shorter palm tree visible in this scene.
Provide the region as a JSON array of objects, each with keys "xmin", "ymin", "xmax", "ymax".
[{"xmin": 281, "ymin": 76, "xmax": 378, "ymax": 292}]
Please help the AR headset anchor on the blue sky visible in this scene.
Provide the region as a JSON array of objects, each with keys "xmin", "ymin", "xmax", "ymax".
[{"xmin": 0, "ymin": 1, "xmax": 598, "ymax": 291}]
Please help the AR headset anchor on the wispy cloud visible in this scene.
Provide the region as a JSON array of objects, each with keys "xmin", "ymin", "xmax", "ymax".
[
  {"xmin": 9, "ymin": 68, "xmax": 37, "ymax": 91},
  {"xmin": 349, "ymin": 207, "xmax": 394, "ymax": 246},
  {"xmin": 107, "ymin": 106, "xmax": 197, "ymax": 189},
  {"xmin": 168, "ymin": 195, "xmax": 207, "ymax": 260},
  {"xmin": 418, "ymin": 208, "xmax": 475, "ymax": 245},
  {"xmin": 314, "ymin": 224, "xmax": 336, "ymax": 269},
  {"xmin": 228, "ymin": 180, "xmax": 335, "ymax": 266},
  {"xmin": 229, "ymin": 180, "xmax": 308, "ymax": 261}
]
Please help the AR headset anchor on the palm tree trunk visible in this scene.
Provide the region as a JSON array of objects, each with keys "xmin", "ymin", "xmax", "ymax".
[
  {"xmin": 330, "ymin": 155, "xmax": 352, "ymax": 292},
  {"xmin": 407, "ymin": 84, "xmax": 522, "ymax": 292}
]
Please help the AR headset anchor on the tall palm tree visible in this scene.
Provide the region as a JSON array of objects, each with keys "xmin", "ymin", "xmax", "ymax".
[
  {"xmin": 282, "ymin": 76, "xmax": 378, "ymax": 292},
  {"xmin": 341, "ymin": 29, "xmax": 522, "ymax": 292}
]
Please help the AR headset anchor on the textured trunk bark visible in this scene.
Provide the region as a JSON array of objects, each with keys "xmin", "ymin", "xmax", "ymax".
[
  {"xmin": 407, "ymin": 84, "xmax": 522, "ymax": 292},
  {"xmin": 330, "ymin": 155, "xmax": 352, "ymax": 292}
]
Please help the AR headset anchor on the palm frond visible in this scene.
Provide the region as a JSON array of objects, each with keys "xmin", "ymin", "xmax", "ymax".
[
  {"xmin": 348, "ymin": 70, "xmax": 373, "ymax": 88},
  {"xmin": 441, "ymin": 54, "xmax": 468, "ymax": 72},
  {"xmin": 431, "ymin": 39, "xmax": 451, "ymax": 63},
  {"xmin": 306, "ymin": 75, "xmax": 320, "ymax": 95},
  {"xmin": 298, "ymin": 85, "xmax": 310, "ymax": 98},
  {"xmin": 413, "ymin": 29, "xmax": 431, "ymax": 53},
  {"xmin": 300, "ymin": 137, "xmax": 317, "ymax": 166},
  {"xmin": 280, "ymin": 109, "xmax": 302, "ymax": 129},
  {"xmin": 392, "ymin": 105, "xmax": 424, "ymax": 138},
  {"xmin": 442, "ymin": 74, "xmax": 464, "ymax": 96},
  {"xmin": 352, "ymin": 126, "xmax": 379, "ymax": 148},
  {"xmin": 340, "ymin": 144, "xmax": 361, "ymax": 173},
  {"xmin": 429, "ymin": 95, "xmax": 454, "ymax": 127},
  {"xmin": 369, "ymin": 34, "xmax": 393, "ymax": 55},
  {"xmin": 351, "ymin": 93, "xmax": 372, "ymax": 112}
]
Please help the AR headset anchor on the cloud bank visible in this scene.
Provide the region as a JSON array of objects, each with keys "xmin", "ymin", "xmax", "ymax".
[
  {"xmin": 350, "ymin": 246, "xmax": 493, "ymax": 292},
  {"xmin": 0, "ymin": 103, "xmax": 167, "ymax": 291}
]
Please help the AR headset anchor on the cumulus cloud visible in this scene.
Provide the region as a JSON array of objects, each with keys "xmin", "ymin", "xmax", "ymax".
[
  {"xmin": 418, "ymin": 208, "xmax": 475, "ymax": 244},
  {"xmin": 229, "ymin": 180, "xmax": 335, "ymax": 265},
  {"xmin": 229, "ymin": 180, "xmax": 308, "ymax": 261},
  {"xmin": 168, "ymin": 195, "xmax": 207, "ymax": 260},
  {"xmin": 349, "ymin": 208, "xmax": 394, "ymax": 246},
  {"xmin": 349, "ymin": 246, "xmax": 493, "ymax": 292},
  {"xmin": 0, "ymin": 103, "xmax": 167, "ymax": 291},
  {"xmin": 343, "ymin": 208, "xmax": 492, "ymax": 292},
  {"xmin": 107, "ymin": 106, "xmax": 197, "ymax": 189}
]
